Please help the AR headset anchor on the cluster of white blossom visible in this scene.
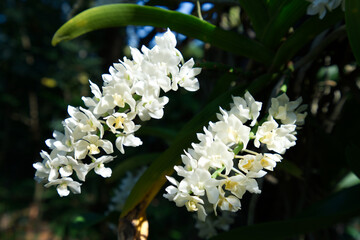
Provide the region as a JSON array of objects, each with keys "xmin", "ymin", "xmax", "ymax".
[
  {"xmin": 164, "ymin": 92, "xmax": 307, "ymax": 221},
  {"xmin": 33, "ymin": 29, "xmax": 201, "ymax": 197},
  {"xmin": 306, "ymin": 0, "xmax": 344, "ymax": 19}
]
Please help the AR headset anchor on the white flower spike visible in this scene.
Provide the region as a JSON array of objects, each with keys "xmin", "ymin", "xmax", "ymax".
[
  {"xmin": 34, "ymin": 29, "xmax": 201, "ymax": 197},
  {"xmin": 164, "ymin": 91, "xmax": 306, "ymax": 221}
]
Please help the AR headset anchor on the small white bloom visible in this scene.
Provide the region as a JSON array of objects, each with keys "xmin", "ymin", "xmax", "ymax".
[
  {"xmin": 36, "ymin": 151, "xmax": 65, "ymax": 182},
  {"xmin": 222, "ymin": 175, "xmax": 261, "ymax": 199},
  {"xmin": 164, "ymin": 176, "xmax": 207, "ymax": 221},
  {"xmin": 186, "ymin": 196, "xmax": 207, "ymax": 222},
  {"xmin": 172, "ymin": 58, "xmax": 201, "ymax": 92},
  {"xmin": 151, "ymin": 29, "xmax": 183, "ymax": 67},
  {"xmin": 238, "ymin": 154, "xmax": 264, "ymax": 173},
  {"xmin": 156, "ymin": 29, "xmax": 177, "ymax": 49},
  {"xmin": 229, "ymin": 91, "xmax": 262, "ymax": 126},
  {"xmin": 105, "ymin": 112, "xmax": 138, "ymax": 134},
  {"xmin": 74, "ymin": 134, "xmax": 113, "ymax": 159},
  {"xmin": 261, "ymin": 153, "xmax": 282, "ymax": 171},
  {"xmin": 214, "ymin": 187, "xmax": 241, "ymax": 215},
  {"xmin": 163, "ymin": 176, "xmax": 181, "ymax": 201},
  {"xmin": 66, "ymin": 106, "xmax": 104, "ymax": 138},
  {"xmin": 88, "ymin": 155, "xmax": 114, "ymax": 178},
  {"xmin": 254, "ymin": 116, "xmax": 297, "ymax": 154},
  {"xmin": 210, "ymin": 111, "xmax": 251, "ymax": 148},
  {"xmin": 195, "ymin": 127, "xmax": 215, "ymax": 148},
  {"xmin": 94, "ymin": 82, "xmax": 135, "ymax": 115},
  {"xmin": 179, "ymin": 168, "xmax": 220, "ymax": 203},
  {"xmin": 58, "ymin": 155, "xmax": 89, "ymax": 181},
  {"xmin": 269, "ymin": 93, "xmax": 307, "ymax": 125},
  {"xmin": 196, "ymin": 139, "xmax": 234, "ymax": 175},
  {"xmin": 136, "ymin": 95, "xmax": 169, "ymax": 121},
  {"xmin": 44, "ymin": 177, "xmax": 82, "ymax": 197},
  {"xmin": 173, "ymin": 150, "xmax": 199, "ymax": 178},
  {"xmin": 115, "ymin": 133, "xmax": 142, "ymax": 154},
  {"xmin": 45, "ymin": 127, "xmax": 74, "ymax": 153},
  {"xmin": 82, "ymin": 80, "xmax": 103, "ymax": 110}
]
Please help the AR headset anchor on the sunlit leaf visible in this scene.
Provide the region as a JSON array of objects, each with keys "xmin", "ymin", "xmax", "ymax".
[
  {"xmin": 52, "ymin": 4, "xmax": 274, "ymax": 64},
  {"xmin": 345, "ymin": 0, "xmax": 360, "ymax": 65}
]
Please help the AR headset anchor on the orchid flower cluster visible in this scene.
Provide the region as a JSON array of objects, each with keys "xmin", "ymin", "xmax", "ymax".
[
  {"xmin": 163, "ymin": 92, "xmax": 307, "ymax": 221},
  {"xmin": 33, "ymin": 29, "xmax": 201, "ymax": 197},
  {"xmin": 306, "ymin": 0, "xmax": 344, "ymax": 19}
]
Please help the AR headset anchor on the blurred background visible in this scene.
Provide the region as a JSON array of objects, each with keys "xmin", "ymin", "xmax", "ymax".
[{"xmin": 1, "ymin": 0, "xmax": 360, "ymax": 239}]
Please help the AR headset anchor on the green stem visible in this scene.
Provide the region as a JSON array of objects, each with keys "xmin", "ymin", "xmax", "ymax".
[{"xmin": 211, "ymin": 166, "xmax": 226, "ymax": 179}]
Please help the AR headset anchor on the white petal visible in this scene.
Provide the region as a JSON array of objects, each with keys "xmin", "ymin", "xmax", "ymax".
[
  {"xmin": 100, "ymin": 139, "xmax": 114, "ymax": 154},
  {"xmin": 95, "ymin": 166, "xmax": 112, "ymax": 178},
  {"xmin": 68, "ymin": 181, "xmax": 82, "ymax": 194},
  {"xmin": 123, "ymin": 134, "xmax": 143, "ymax": 147},
  {"xmin": 59, "ymin": 166, "xmax": 73, "ymax": 177},
  {"xmin": 57, "ymin": 184, "xmax": 70, "ymax": 197}
]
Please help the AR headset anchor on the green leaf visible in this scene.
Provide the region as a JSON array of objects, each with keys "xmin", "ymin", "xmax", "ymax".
[
  {"xmin": 51, "ymin": 4, "xmax": 274, "ymax": 64},
  {"xmin": 266, "ymin": 0, "xmax": 287, "ymax": 17},
  {"xmin": 345, "ymin": 0, "xmax": 360, "ymax": 65},
  {"xmin": 270, "ymin": 8, "xmax": 344, "ymax": 71},
  {"xmin": 346, "ymin": 144, "xmax": 360, "ymax": 179},
  {"xmin": 260, "ymin": 0, "xmax": 309, "ymax": 49},
  {"xmin": 238, "ymin": 0, "xmax": 269, "ymax": 36},
  {"xmin": 121, "ymin": 73, "xmax": 278, "ymax": 217},
  {"xmin": 211, "ymin": 184, "xmax": 360, "ymax": 240}
]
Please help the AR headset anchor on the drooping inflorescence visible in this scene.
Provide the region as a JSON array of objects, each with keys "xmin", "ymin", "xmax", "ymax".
[
  {"xmin": 163, "ymin": 92, "xmax": 307, "ymax": 221},
  {"xmin": 33, "ymin": 29, "xmax": 201, "ymax": 197}
]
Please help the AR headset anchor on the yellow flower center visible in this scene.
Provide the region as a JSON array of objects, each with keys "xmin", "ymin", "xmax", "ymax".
[
  {"xmin": 225, "ymin": 180, "xmax": 237, "ymax": 191},
  {"xmin": 88, "ymin": 144, "xmax": 100, "ymax": 155},
  {"xmin": 114, "ymin": 116, "xmax": 125, "ymax": 129},
  {"xmin": 261, "ymin": 158, "xmax": 270, "ymax": 168},
  {"xmin": 185, "ymin": 200, "xmax": 198, "ymax": 212},
  {"xmin": 242, "ymin": 159, "xmax": 254, "ymax": 170}
]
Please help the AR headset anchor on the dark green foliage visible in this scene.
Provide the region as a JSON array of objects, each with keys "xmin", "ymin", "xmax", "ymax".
[{"xmin": 1, "ymin": 0, "xmax": 360, "ymax": 239}]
